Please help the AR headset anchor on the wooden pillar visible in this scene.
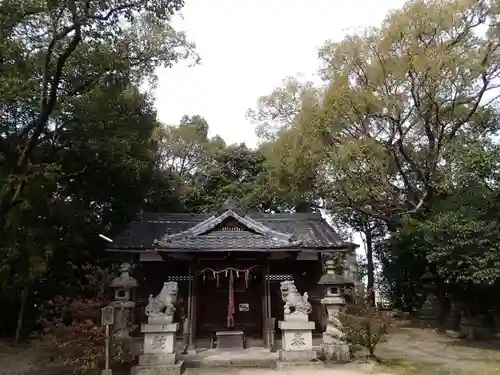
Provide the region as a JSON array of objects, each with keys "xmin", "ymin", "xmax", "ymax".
[
  {"xmin": 182, "ymin": 263, "xmax": 193, "ymax": 353},
  {"xmin": 187, "ymin": 261, "xmax": 198, "ymax": 351},
  {"xmin": 192, "ymin": 259, "xmax": 199, "ymax": 348},
  {"xmin": 267, "ymin": 263, "xmax": 272, "ymax": 319},
  {"xmin": 266, "ymin": 260, "xmax": 273, "ymax": 351},
  {"xmin": 262, "ymin": 257, "xmax": 269, "ymax": 347}
]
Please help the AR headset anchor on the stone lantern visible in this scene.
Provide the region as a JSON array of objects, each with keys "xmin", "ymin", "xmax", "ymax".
[
  {"xmin": 317, "ymin": 256, "xmax": 353, "ymax": 363},
  {"xmin": 109, "ymin": 262, "xmax": 138, "ymax": 341}
]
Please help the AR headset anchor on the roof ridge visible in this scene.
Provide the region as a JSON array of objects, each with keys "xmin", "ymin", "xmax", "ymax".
[{"xmin": 109, "ymin": 209, "xmax": 356, "ymax": 251}]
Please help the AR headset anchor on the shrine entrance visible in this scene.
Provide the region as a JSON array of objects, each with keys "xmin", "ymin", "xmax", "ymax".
[{"xmin": 196, "ymin": 260, "xmax": 263, "ymax": 338}]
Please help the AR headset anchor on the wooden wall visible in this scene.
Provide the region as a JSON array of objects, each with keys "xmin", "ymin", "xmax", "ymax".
[{"xmin": 133, "ymin": 252, "xmax": 325, "ymax": 339}]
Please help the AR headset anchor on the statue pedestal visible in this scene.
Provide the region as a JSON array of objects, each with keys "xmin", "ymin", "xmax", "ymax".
[
  {"xmin": 277, "ymin": 318, "xmax": 323, "ymax": 369},
  {"xmin": 279, "ymin": 319, "xmax": 315, "ymax": 351},
  {"xmin": 131, "ymin": 323, "xmax": 183, "ymax": 375}
]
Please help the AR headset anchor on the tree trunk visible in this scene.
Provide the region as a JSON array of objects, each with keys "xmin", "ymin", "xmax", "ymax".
[
  {"xmin": 368, "ymin": 347, "xmax": 376, "ymax": 358},
  {"xmin": 15, "ymin": 284, "xmax": 29, "ymax": 344},
  {"xmin": 0, "ymin": 197, "xmax": 11, "ymax": 233},
  {"xmin": 365, "ymin": 228, "xmax": 376, "ymax": 306}
]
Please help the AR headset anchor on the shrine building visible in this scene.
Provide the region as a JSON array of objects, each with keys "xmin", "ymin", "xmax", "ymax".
[{"xmin": 108, "ymin": 199, "xmax": 357, "ymax": 349}]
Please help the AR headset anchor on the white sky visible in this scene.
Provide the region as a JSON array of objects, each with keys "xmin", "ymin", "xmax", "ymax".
[{"xmin": 155, "ymin": 0, "xmax": 408, "ymax": 148}]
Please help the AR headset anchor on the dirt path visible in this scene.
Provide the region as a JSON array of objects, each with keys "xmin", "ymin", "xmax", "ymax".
[
  {"xmin": 376, "ymin": 328, "xmax": 500, "ymax": 373},
  {"xmin": 1, "ymin": 329, "xmax": 500, "ymax": 375},
  {"xmin": 185, "ymin": 369, "xmax": 389, "ymax": 375},
  {"xmin": 0, "ymin": 341, "xmax": 42, "ymax": 375}
]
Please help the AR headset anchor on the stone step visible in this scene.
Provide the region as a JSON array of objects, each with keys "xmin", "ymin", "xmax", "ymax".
[
  {"xmin": 131, "ymin": 360, "xmax": 184, "ymax": 375},
  {"xmin": 184, "ymin": 358, "xmax": 277, "ymax": 369},
  {"xmin": 276, "ymin": 359, "xmax": 325, "ymax": 370}
]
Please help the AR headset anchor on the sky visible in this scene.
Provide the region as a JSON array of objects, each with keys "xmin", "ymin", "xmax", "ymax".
[{"xmin": 155, "ymin": 0, "xmax": 408, "ymax": 148}]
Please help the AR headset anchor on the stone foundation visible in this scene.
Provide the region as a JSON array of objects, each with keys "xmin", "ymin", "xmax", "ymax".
[
  {"xmin": 131, "ymin": 360, "xmax": 184, "ymax": 375},
  {"xmin": 131, "ymin": 321, "xmax": 181, "ymax": 375},
  {"xmin": 138, "ymin": 354, "xmax": 176, "ymax": 366},
  {"xmin": 276, "ymin": 317, "xmax": 324, "ymax": 369},
  {"xmin": 319, "ymin": 342, "xmax": 351, "ymax": 363},
  {"xmin": 278, "ymin": 320, "xmax": 315, "ymax": 351},
  {"xmin": 275, "ymin": 359, "xmax": 324, "ymax": 370},
  {"xmin": 142, "ymin": 323, "xmax": 178, "ymax": 354},
  {"xmin": 278, "ymin": 349, "xmax": 317, "ymax": 362}
]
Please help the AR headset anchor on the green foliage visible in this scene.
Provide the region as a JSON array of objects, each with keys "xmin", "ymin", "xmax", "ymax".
[
  {"xmin": 314, "ymin": 0, "xmax": 500, "ymax": 219},
  {"xmin": 0, "ymin": 0, "xmax": 196, "ymax": 337},
  {"xmin": 0, "ymin": 0, "xmax": 198, "ymax": 229},
  {"xmin": 152, "ymin": 115, "xmax": 276, "ymax": 212},
  {"xmin": 377, "ymin": 233, "xmax": 428, "ymax": 312},
  {"xmin": 0, "ymin": 81, "xmax": 165, "ymax": 338},
  {"xmin": 250, "ymin": 0, "xmax": 500, "ymax": 221},
  {"xmin": 248, "ymin": 0, "xmax": 500, "ymax": 315},
  {"xmin": 380, "ymin": 139, "xmax": 500, "ymax": 310},
  {"xmin": 188, "ymin": 143, "xmax": 268, "ymax": 211}
]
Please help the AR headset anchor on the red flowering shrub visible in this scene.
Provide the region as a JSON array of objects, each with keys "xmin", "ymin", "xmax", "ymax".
[
  {"xmin": 42, "ymin": 319, "xmax": 105, "ymax": 373},
  {"xmin": 38, "ymin": 265, "xmax": 120, "ymax": 373}
]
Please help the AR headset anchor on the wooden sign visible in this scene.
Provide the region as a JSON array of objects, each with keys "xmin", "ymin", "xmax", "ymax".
[{"xmin": 101, "ymin": 306, "xmax": 114, "ymax": 326}]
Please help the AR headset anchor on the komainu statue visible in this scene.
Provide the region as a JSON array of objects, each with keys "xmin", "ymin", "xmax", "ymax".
[
  {"xmin": 280, "ymin": 280, "xmax": 312, "ymax": 317},
  {"xmin": 145, "ymin": 281, "xmax": 178, "ymax": 317}
]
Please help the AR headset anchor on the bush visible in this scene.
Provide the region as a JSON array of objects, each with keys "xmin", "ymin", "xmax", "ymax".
[
  {"xmin": 35, "ymin": 264, "xmax": 124, "ymax": 373},
  {"xmin": 340, "ymin": 289, "xmax": 396, "ymax": 359},
  {"xmin": 41, "ymin": 319, "xmax": 106, "ymax": 373}
]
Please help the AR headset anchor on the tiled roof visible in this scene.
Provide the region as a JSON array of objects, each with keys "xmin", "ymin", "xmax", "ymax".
[{"xmin": 110, "ymin": 210, "xmax": 355, "ymax": 251}]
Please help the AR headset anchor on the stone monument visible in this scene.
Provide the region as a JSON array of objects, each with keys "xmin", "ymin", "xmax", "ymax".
[
  {"xmin": 131, "ymin": 281, "xmax": 183, "ymax": 375},
  {"xmin": 109, "ymin": 263, "xmax": 138, "ymax": 342},
  {"xmin": 444, "ymin": 301, "xmax": 466, "ymax": 339},
  {"xmin": 318, "ymin": 257, "xmax": 352, "ymax": 363},
  {"xmin": 276, "ymin": 280, "xmax": 323, "ymax": 369}
]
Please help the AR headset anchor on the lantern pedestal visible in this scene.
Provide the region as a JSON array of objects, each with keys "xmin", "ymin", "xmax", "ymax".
[{"xmin": 317, "ymin": 257, "xmax": 353, "ymax": 363}]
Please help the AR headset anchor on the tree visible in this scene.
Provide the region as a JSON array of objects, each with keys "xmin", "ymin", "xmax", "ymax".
[
  {"xmin": 248, "ymin": 0, "xmax": 500, "ymax": 315},
  {"xmin": 251, "ymin": 0, "xmax": 500, "ymax": 225},
  {"xmin": 186, "ymin": 143, "xmax": 268, "ymax": 212},
  {"xmin": 330, "ymin": 208, "xmax": 386, "ymax": 305},
  {"xmin": 246, "ymin": 76, "xmax": 321, "ymax": 142},
  {"xmin": 0, "ymin": 81, "xmax": 163, "ymax": 340},
  {"xmin": 0, "ymin": 0, "xmax": 198, "ymax": 231},
  {"xmin": 153, "ymin": 115, "xmax": 287, "ymax": 213},
  {"xmin": 385, "ymin": 138, "xmax": 500, "ymax": 314},
  {"xmin": 152, "ymin": 115, "xmax": 224, "ymax": 210},
  {"xmin": 156, "ymin": 115, "xmax": 212, "ymax": 187},
  {"xmin": 314, "ymin": 0, "xmax": 500, "ymax": 224},
  {"xmin": 249, "ymin": 78, "xmax": 327, "ymax": 212}
]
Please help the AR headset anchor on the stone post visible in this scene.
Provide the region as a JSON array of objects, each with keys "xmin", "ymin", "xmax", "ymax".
[
  {"xmin": 318, "ymin": 257, "xmax": 352, "ymax": 363},
  {"xmin": 131, "ymin": 281, "xmax": 183, "ymax": 375},
  {"xmin": 493, "ymin": 314, "xmax": 500, "ymax": 340},
  {"xmin": 276, "ymin": 281, "xmax": 323, "ymax": 369},
  {"xmin": 109, "ymin": 262, "xmax": 138, "ymax": 357}
]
